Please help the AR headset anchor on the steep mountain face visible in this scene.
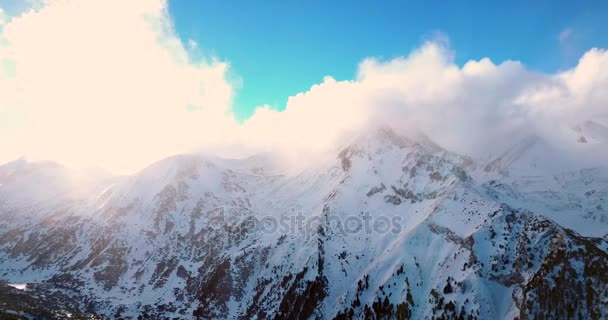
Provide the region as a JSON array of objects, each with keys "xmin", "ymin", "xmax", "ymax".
[
  {"xmin": 477, "ymin": 121, "xmax": 608, "ymax": 238},
  {"xmin": 0, "ymin": 127, "xmax": 606, "ymax": 319}
]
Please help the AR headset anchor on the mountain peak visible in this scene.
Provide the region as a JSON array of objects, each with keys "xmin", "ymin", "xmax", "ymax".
[
  {"xmin": 338, "ymin": 125, "xmax": 444, "ymax": 156},
  {"xmin": 0, "ymin": 156, "xmax": 66, "ymax": 180}
]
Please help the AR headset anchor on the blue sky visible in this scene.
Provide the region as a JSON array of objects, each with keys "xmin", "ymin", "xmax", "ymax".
[{"xmin": 168, "ymin": 0, "xmax": 608, "ymax": 121}]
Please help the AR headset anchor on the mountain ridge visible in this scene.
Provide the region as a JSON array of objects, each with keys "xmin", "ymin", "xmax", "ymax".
[{"xmin": 0, "ymin": 126, "xmax": 606, "ymax": 319}]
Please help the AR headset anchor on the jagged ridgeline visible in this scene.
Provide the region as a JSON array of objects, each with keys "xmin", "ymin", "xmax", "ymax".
[{"xmin": 0, "ymin": 127, "xmax": 607, "ymax": 319}]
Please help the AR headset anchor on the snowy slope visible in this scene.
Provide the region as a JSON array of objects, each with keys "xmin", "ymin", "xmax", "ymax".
[
  {"xmin": 476, "ymin": 121, "xmax": 608, "ymax": 238},
  {"xmin": 0, "ymin": 126, "xmax": 606, "ymax": 319}
]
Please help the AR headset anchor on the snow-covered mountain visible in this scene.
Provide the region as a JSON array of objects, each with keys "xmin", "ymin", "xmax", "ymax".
[{"xmin": 0, "ymin": 126, "xmax": 607, "ymax": 319}]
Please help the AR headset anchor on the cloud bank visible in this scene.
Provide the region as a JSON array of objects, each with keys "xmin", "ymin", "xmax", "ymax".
[
  {"xmin": 0, "ymin": 0, "xmax": 237, "ymax": 172},
  {"xmin": 243, "ymin": 42, "xmax": 608, "ymax": 159},
  {"xmin": 1, "ymin": 0, "xmax": 607, "ymax": 173}
]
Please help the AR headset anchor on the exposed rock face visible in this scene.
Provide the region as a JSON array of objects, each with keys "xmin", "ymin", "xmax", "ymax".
[
  {"xmin": 0, "ymin": 281, "xmax": 102, "ymax": 319},
  {"xmin": 0, "ymin": 128, "xmax": 607, "ymax": 319}
]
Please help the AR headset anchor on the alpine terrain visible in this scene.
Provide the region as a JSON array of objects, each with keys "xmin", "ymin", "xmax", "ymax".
[{"xmin": 0, "ymin": 124, "xmax": 607, "ymax": 320}]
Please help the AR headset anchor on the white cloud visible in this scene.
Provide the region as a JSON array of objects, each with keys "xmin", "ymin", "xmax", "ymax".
[
  {"xmin": 241, "ymin": 42, "xmax": 608, "ymax": 160},
  {"xmin": 0, "ymin": 0, "xmax": 607, "ymax": 173},
  {"xmin": 0, "ymin": 0, "xmax": 238, "ymax": 172}
]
